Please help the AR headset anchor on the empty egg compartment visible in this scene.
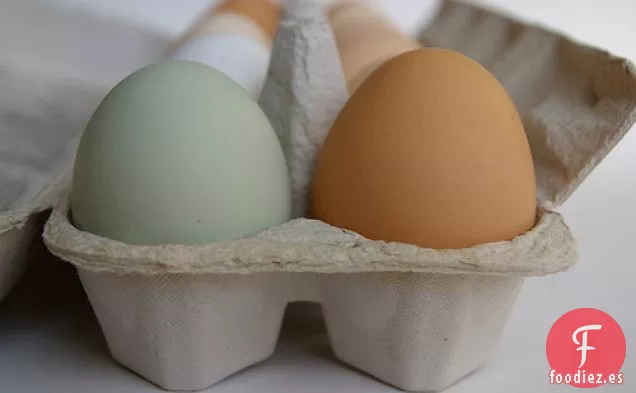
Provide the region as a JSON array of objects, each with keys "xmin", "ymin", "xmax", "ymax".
[{"xmin": 42, "ymin": 0, "xmax": 636, "ymax": 392}]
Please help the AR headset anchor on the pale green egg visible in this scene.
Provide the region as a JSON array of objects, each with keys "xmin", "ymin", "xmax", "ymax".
[{"xmin": 71, "ymin": 60, "xmax": 291, "ymax": 245}]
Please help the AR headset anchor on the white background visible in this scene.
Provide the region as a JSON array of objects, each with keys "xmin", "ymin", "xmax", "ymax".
[{"xmin": 0, "ymin": 1, "xmax": 634, "ymax": 392}]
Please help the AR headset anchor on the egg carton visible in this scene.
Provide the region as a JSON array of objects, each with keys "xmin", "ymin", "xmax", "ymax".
[
  {"xmin": 42, "ymin": 0, "xmax": 636, "ymax": 392},
  {"xmin": 0, "ymin": 69, "xmax": 103, "ymax": 303}
]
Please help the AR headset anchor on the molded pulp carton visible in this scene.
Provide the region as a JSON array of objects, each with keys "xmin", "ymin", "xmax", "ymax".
[{"xmin": 39, "ymin": 0, "xmax": 636, "ymax": 391}]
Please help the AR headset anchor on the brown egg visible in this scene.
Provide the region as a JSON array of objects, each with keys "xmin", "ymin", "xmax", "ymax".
[
  {"xmin": 328, "ymin": 0, "xmax": 420, "ymax": 93},
  {"xmin": 170, "ymin": 0, "xmax": 281, "ymax": 52},
  {"xmin": 310, "ymin": 48, "xmax": 537, "ymax": 249},
  {"xmin": 215, "ymin": 0, "xmax": 281, "ymax": 42}
]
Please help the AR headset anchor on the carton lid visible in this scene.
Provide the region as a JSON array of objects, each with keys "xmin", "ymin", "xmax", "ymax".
[
  {"xmin": 0, "ymin": 68, "xmax": 103, "ymax": 229},
  {"xmin": 418, "ymin": 0, "xmax": 636, "ymax": 208}
]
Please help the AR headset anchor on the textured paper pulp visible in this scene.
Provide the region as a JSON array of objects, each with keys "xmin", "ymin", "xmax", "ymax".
[
  {"xmin": 0, "ymin": 69, "xmax": 102, "ymax": 212},
  {"xmin": 32, "ymin": 0, "xmax": 636, "ymax": 391},
  {"xmin": 259, "ymin": 0, "xmax": 349, "ymax": 218},
  {"xmin": 46, "ymin": 195, "xmax": 575, "ymax": 277},
  {"xmin": 80, "ymin": 270, "xmax": 522, "ymax": 391}
]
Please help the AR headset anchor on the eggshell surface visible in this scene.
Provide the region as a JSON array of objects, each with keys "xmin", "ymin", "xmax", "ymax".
[
  {"xmin": 172, "ymin": 33, "xmax": 272, "ymax": 98},
  {"xmin": 328, "ymin": 0, "xmax": 420, "ymax": 93},
  {"xmin": 169, "ymin": 0, "xmax": 281, "ymax": 98},
  {"xmin": 214, "ymin": 0, "xmax": 281, "ymax": 42},
  {"xmin": 172, "ymin": 0, "xmax": 280, "ymax": 50},
  {"xmin": 71, "ymin": 60, "xmax": 291, "ymax": 245},
  {"xmin": 311, "ymin": 48, "xmax": 537, "ymax": 249}
]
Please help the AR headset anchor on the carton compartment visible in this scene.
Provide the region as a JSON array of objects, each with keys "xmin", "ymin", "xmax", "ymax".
[
  {"xmin": 80, "ymin": 271, "xmax": 287, "ymax": 391},
  {"xmin": 79, "ymin": 270, "xmax": 521, "ymax": 391}
]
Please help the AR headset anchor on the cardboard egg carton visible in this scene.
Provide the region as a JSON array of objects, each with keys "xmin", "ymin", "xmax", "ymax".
[{"xmin": 38, "ymin": 1, "xmax": 636, "ymax": 392}]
